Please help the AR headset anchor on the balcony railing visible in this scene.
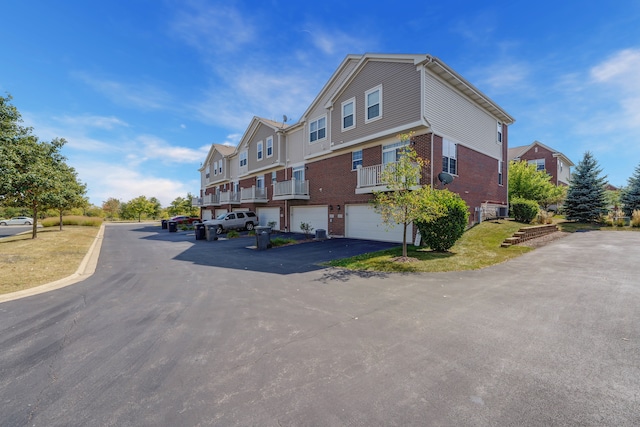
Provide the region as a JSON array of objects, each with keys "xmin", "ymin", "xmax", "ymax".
[
  {"xmin": 240, "ymin": 186, "xmax": 268, "ymax": 203},
  {"xmin": 273, "ymin": 179, "xmax": 310, "ymax": 200},
  {"xmin": 192, "ymin": 196, "xmax": 202, "ymax": 207},
  {"xmin": 192, "ymin": 193, "xmax": 221, "ymax": 207},
  {"xmin": 219, "ymin": 191, "xmax": 240, "ymax": 204},
  {"xmin": 356, "ymin": 163, "xmax": 421, "ymax": 193}
]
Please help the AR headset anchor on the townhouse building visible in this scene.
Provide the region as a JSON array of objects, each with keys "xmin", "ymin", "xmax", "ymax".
[
  {"xmin": 194, "ymin": 53, "xmax": 515, "ymax": 243},
  {"xmin": 508, "ymin": 141, "xmax": 574, "ymax": 186}
]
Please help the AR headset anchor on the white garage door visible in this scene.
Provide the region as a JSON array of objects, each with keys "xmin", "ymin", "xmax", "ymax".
[
  {"xmin": 257, "ymin": 207, "xmax": 280, "ymax": 230},
  {"xmin": 345, "ymin": 204, "xmax": 410, "ymax": 243},
  {"xmin": 202, "ymin": 209, "xmax": 213, "ymax": 221},
  {"xmin": 290, "ymin": 206, "xmax": 328, "ymax": 234},
  {"xmin": 214, "ymin": 208, "xmax": 228, "ymax": 218}
]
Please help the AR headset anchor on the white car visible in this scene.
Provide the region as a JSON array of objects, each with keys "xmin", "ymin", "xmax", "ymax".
[
  {"xmin": 202, "ymin": 211, "xmax": 259, "ymax": 234},
  {"xmin": 0, "ymin": 216, "xmax": 34, "ymax": 225}
]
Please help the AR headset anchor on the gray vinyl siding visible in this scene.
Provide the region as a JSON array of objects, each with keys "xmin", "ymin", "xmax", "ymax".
[
  {"xmin": 332, "ymin": 60, "xmax": 421, "ymax": 147},
  {"xmin": 247, "ymin": 124, "xmax": 279, "ymax": 171},
  {"xmin": 424, "ymin": 70, "xmax": 501, "ymax": 159},
  {"xmin": 286, "ymin": 127, "xmax": 304, "ymax": 164}
]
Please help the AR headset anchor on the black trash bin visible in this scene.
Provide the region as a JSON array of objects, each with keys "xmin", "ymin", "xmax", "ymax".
[
  {"xmin": 194, "ymin": 223, "xmax": 205, "ymax": 240},
  {"xmin": 161, "ymin": 219, "xmax": 168, "ymax": 230},
  {"xmin": 168, "ymin": 221, "xmax": 177, "ymax": 232},
  {"xmin": 255, "ymin": 226, "xmax": 272, "ymax": 250}
]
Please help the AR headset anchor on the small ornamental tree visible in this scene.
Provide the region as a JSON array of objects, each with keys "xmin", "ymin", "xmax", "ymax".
[
  {"xmin": 415, "ymin": 189, "xmax": 469, "ymax": 252},
  {"xmin": 621, "ymin": 162, "xmax": 640, "ymax": 216},
  {"xmin": 371, "ymin": 132, "xmax": 444, "ymax": 259},
  {"xmin": 564, "ymin": 151, "xmax": 608, "ymax": 222}
]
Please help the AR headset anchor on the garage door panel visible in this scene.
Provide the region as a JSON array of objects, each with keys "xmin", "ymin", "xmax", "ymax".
[
  {"xmin": 257, "ymin": 207, "xmax": 280, "ymax": 230},
  {"xmin": 291, "ymin": 206, "xmax": 328, "ymax": 234},
  {"xmin": 346, "ymin": 205, "xmax": 409, "ymax": 243}
]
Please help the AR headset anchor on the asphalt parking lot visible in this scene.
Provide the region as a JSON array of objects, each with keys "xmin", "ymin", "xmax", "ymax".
[
  {"xmin": 0, "ymin": 223, "xmax": 639, "ymax": 426},
  {"xmin": 0, "ymin": 225, "xmax": 32, "ymax": 238}
]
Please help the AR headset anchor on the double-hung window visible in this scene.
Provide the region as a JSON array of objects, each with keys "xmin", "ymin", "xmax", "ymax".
[
  {"xmin": 528, "ymin": 159, "xmax": 545, "ymax": 172},
  {"xmin": 497, "ymin": 121, "xmax": 503, "ymax": 143},
  {"xmin": 257, "ymin": 141, "xmax": 263, "ymax": 161},
  {"xmin": 382, "ymin": 140, "xmax": 409, "ymax": 166},
  {"xmin": 266, "ymin": 137, "xmax": 273, "ymax": 157},
  {"xmin": 218, "ymin": 161, "xmax": 222, "ymax": 175},
  {"xmin": 442, "ymin": 139, "xmax": 457, "ymax": 175},
  {"xmin": 212, "ymin": 162, "xmax": 217, "ymax": 176},
  {"xmin": 309, "ymin": 116, "xmax": 326, "ymax": 142},
  {"xmin": 256, "ymin": 175, "xmax": 264, "ymax": 189},
  {"xmin": 352, "ymin": 150, "xmax": 362, "ymax": 170},
  {"xmin": 239, "ymin": 151, "xmax": 247, "ymax": 167},
  {"xmin": 342, "ymin": 98, "xmax": 355, "ymax": 130},
  {"xmin": 206, "ymin": 165, "xmax": 210, "ymax": 179},
  {"xmin": 498, "ymin": 160, "xmax": 504, "ymax": 185},
  {"xmin": 365, "ymin": 85, "xmax": 382, "ymax": 122}
]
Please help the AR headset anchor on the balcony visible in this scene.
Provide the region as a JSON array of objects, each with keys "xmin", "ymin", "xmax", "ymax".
[
  {"xmin": 355, "ymin": 163, "xmax": 421, "ymax": 194},
  {"xmin": 219, "ymin": 191, "xmax": 240, "ymax": 204},
  {"xmin": 272, "ymin": 179, "xmax": 310, "ymax": 200},
  {"xmin": 192, "ymin": 194, "xmax": 220, "ymax": 207},
  {"xmin": 240, "ymin": 186, "xmax": 268, "ymax": 203}
]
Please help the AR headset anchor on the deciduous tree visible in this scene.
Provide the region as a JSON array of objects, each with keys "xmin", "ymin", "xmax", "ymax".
[{"xmin": 372, "ymin": 133, "xmax": 443, "ymax": 259}]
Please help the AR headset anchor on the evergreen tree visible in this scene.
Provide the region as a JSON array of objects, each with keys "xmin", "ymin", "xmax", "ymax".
[
  {"xmin": 564, "ymin": 151, "xmax": 608, "ymax": 222},
  {"xmin": 620, "ymin": 163, "xmax": 640, "ymax": 216}
]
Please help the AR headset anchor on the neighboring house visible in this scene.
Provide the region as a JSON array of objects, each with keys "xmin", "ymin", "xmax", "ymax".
[
  {"xmin": 508, "ymin": 141, "xmax": 574, "ymax": 186},
  {"xmin": 194, "ymin": 53, "xmax": 515, "ymax": 243}
]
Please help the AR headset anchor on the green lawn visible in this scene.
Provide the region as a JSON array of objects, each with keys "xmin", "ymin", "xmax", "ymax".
[{"xmin": 329, "ymin": 220, "xmax": 533, "ymax": 273}]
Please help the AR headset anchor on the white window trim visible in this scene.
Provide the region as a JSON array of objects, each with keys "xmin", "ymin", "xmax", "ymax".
[
  {"xmin": 498, "ymin": 160, "xmax": 504, "ymax": 186},
  {"xmin": 382, "ymin": 140, "xmax": 409, "ymax": 165},
  {"xmin": 442, "ymin": 139, "xmax": 458, "ymax": 175},
  {"xmin": 497, "ymin": 121, "xmax": 503, "ymax": 144},
  {"xmin": 309, "ymin": 115, "xmax": 327, "ymax": 144},
  {"xmin": 256, "ymin": 175, "xmax": 264, "ymax": 188},
  {"xmin": 219, "ymin": 160, "xmax": 223, "ymax": 174},
  {"xmin": 365, "ymin": 85, "xmax": 382, "ymax": 123},
  {"xmin": 213, "ymin": 161, "xmax": 217, "ymax": 176},
  {"xmin": 351, "ymin": 149, "xmax": 363, "ymax": 171},
  {"xmin": 239, "ymin": 151, "xmax": 248, "ymax": 167},
  {"xmin": 342, "ymin": 97, "xmax": 356, "ymax": 131},
  {"xmin": 257, "ymin": 140, "xmax": 263, "ymax": 161},
  {"xmin": 266, "ymin": 136, "xmax": 273, "ymax": 158}
]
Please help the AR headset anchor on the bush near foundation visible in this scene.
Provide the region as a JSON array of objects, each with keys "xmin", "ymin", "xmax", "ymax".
[
  {"xmin": 415, "ymin": 190, "xmax": 469, "ymax": 252},
  {"xmin": 510, "ymin": 197, "xmax": 539, "ymax": 224}
]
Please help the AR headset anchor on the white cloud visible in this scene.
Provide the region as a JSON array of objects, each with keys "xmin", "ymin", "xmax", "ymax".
[
  {"xmin": 137, "ymin": 135, "xmax": 210, "ymax": 163},
  {"xmin": 76, "ymin": 161, "xmax": 196, "ymax": 206},
  {"xmin": 74, "ymin": 72, "xmax": 172, "ymax": 111},
  {"xmin": 170, "ymin": 2, "xmax": 255, "ymax": 54},
  {"xmin": 54, "ymin": 114, "xmax": 129, "ymax": 130}
]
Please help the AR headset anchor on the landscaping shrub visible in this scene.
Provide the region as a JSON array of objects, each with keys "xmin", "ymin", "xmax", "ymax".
[
  {"xmin": 510, "ymin": 197, "xmax": 539, "ymax": 223},
  {"xmin": 271, "ymin": 237, "xmax": 297, "ymax": 247},
  {"xmin": 535, "ymin": 210, "xmax": 554, "ymax": 225},
  {"xmin": 632, "ymin": 210, "xmax": 640, "ymax": 228},
  {"xmin": 226, "ymin": 230, "xmax": 240, "ymax": 238},
  {"xmin": 415, "ymin": 189, "xmax": 469, "ymax": 252}
]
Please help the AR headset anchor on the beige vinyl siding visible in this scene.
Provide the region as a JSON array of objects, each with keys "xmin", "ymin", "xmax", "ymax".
[
  {"xmin": 303, "ymin": 58, "xmax": 359, "ymax": 157},
  {"xmin": 332, "ymin": 60, "xmax": 421, "ymax": 148},
  {"xmin": 286, "ymin": 127, "xmax": 305, "ymax": 165},
  {"xmin": 424, "ymin": 71, "xmax": 501, "ymax": 159},
  {"xmin": 247, "ymin": 124, "xmax": 279, "ymax": 171}
]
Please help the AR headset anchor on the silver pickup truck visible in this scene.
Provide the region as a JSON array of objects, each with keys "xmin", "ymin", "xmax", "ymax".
[{"xmin": 203, "ymin": 211, "xmax": 259, "ymax": 235}]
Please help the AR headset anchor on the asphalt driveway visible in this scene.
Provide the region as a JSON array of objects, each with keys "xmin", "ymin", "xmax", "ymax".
[{"xmin": 0, "ymin": 224, "xmax": 639, "ymax": 426}]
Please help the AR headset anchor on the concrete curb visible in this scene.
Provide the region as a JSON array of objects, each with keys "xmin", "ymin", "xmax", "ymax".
[{"xmin": 0, "ymin": 223, "xmax": 106, "ymax": 304}]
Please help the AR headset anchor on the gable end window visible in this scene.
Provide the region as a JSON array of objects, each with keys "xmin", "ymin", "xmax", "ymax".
[
  {"xmin": 342, "ymin": 98, "xmax": 355, "ymax": 130},
  {"xmin": 528, "ymin": 158, "xmax": 545, "ymax": 172},
  {"xmin": 219, "ymin": 161, "xmax": 222, "ymax": 174},
  {"xmin": 239, "ymin": 151, "xmax": 247, "ymax": 167},
  {"xmin": 365, "ymin": 85, "xmax": 382, "ymax": 122},
  {"xmin": 497, "ymin": 121, "xmax": 503, "ymax": 143},
  {"xmin": 442, "ymin": 139, "xmax": 457, "ymax": 175},
  {"xmin": 257, "ymin": 141, "xmax": 263, "ymax": 160},
  {"xmin": 309, "ymin": 116, "xmax": 326, "ymax": 143},
  {"xmin": 266, "ymin": 137, "xmax": 273, "ymax": 157}
]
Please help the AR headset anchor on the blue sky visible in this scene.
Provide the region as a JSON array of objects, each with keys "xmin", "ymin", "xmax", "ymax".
[{"xmin": 2, "ymin": 1, "xmax": 639, "ymax": 206}]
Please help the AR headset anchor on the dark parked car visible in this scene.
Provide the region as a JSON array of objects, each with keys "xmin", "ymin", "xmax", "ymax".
[
  {"xmin": 169, "ymin": 216, "xmax": 201, "ymax": 225},
  {"xmin": 202, "ymin": 211, "xmax": 259, "ymax": 234}
]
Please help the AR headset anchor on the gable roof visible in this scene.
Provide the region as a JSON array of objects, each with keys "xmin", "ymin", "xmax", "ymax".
[
  {"xmin": 508, "ymin": 141, "xmax": 575, "ymax": 166},
  {"xmin": 235, "ymin": 116, "xmax": 288, "ymax": 153},
  {"xmin": 200, "ymin": 143, "xmax": 236, "ymax": 171}
]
